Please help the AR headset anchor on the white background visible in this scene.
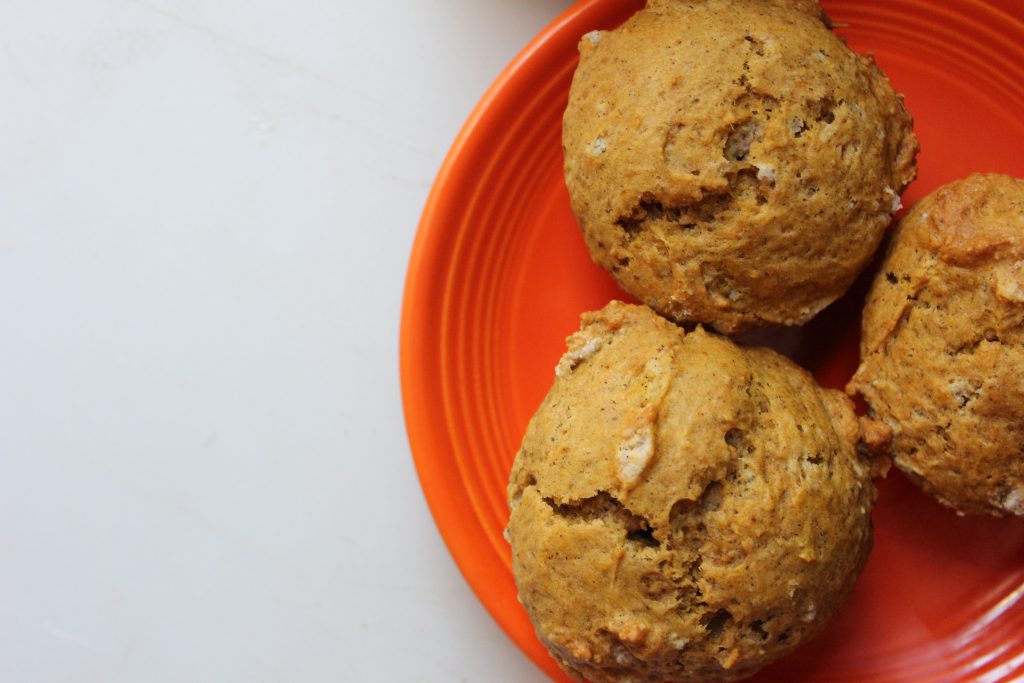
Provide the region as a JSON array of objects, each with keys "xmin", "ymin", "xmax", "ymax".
[{"xmin": 1, "ymin": 1, "xmax": 575, "ymax": 680}]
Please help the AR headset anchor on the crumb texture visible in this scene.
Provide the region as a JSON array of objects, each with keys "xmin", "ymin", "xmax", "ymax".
[
  {"xmin": 507, "ymin": 302, "xmax": 876, "ymax": 683},
  {"xmin": 849, "ymin": 173, "xmax": 1024, "ymax": 517},
  {"xmin": 562, "ymin": 0, "xmax": 918, "ymax": 334}
]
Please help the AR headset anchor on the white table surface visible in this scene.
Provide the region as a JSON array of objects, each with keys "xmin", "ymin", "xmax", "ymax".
[{"xmin": 2, "ymin": 1, "xmax": 576, "ymax": 680}]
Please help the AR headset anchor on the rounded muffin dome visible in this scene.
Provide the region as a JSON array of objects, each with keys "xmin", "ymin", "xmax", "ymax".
[
  {"xmin": 506, "ymin": 302, "xmax": 876, "ymax": 683},
  {"xmin": 562, "ymin": 0, "xmax": 918, "ymax": 334},
  {"xmin": 849, "ymin": 173, "xmax": 1024, "ymax": 517}
]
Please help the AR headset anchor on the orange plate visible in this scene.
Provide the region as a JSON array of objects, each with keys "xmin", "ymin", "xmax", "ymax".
[{"xmin": 401, "ymin": 1, "xmax": 1024, "ymax": 681}]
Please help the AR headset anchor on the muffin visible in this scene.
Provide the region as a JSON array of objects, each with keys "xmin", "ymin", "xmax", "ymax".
[
  {"xmin": 506, "ymin": 302, "xmax": 877, "ymax": 683},
  {"xmin": 562, "ymin": 0, "xmax": 918, "ymax": 334},
  {"xmin": 848, "ymin": 173, "xmax": 1024, "ymax": 517}
]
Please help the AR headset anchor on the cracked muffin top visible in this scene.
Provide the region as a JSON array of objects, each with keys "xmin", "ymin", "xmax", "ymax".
[
  {"xmin": 506, "ymin": 302, "xmax": 876, "ymax": 683},
  {"xmin": 849, "ymin": 174, "xmax": 1024, "ymax": 517},
  {"xmin": 562, "ymin": 0, "xmax": 918, "ymax": 334}
]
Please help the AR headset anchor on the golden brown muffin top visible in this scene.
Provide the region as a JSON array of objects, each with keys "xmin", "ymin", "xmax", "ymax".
[
  {"xmin": 508, "ymin": 302, "xmax": 876, "ymax": 683},
  {"xmin": 563, "ymin": 0, "xmax": 918, "ymax": 334},
  {"xmin": 850, "ymin": 174, "xmax": 1024, "ymax": 516},
  {"xmin": 912, "ymin": 173, "xmax": 1024, "ymax": 266}
]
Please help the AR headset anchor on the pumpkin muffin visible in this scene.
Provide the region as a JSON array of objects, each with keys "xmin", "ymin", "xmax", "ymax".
[
  {"xmin": 562, "ymin": 0, "xmax": 918, "ymax": 334},
  {"xmin": 507, "ymin": 302, "xmax": 877, "ymax": 683},
  {"xmin": 849, "ymin": 173, "xmax": 1024, "ymax": 517}
]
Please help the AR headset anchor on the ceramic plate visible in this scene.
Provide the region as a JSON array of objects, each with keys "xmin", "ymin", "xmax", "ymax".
[{"xmin": 402, "ymin": 1, "xmax": 1024, "ymax": 680}]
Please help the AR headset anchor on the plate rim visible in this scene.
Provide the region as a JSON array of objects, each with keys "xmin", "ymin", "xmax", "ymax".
[{"xmin": 400, "ymin": 1, "xmax": 613, "ymax": 659}]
